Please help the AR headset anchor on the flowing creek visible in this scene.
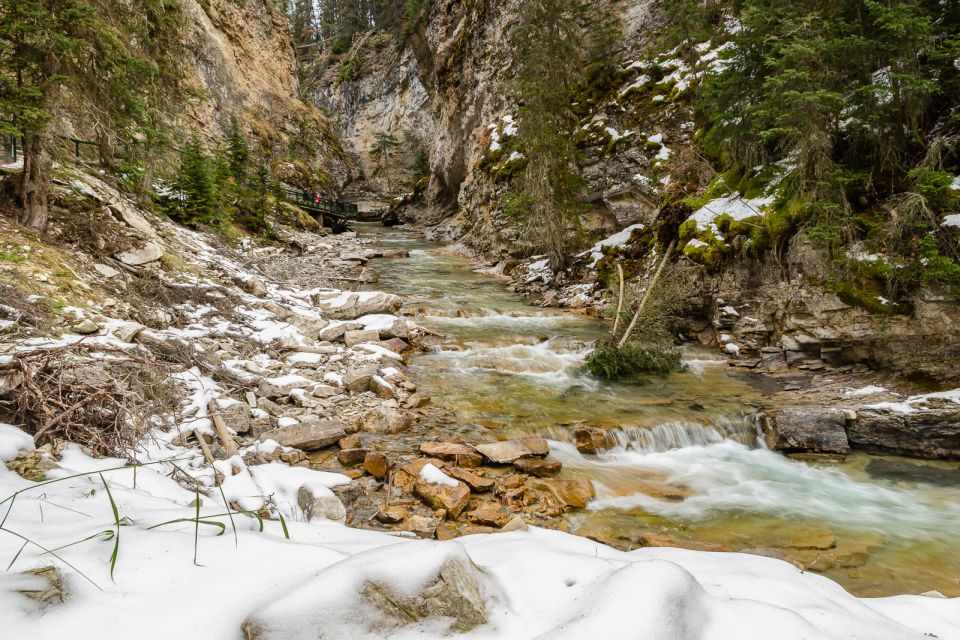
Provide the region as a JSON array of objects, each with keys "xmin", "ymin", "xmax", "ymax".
[{"xmin": 359, "ymin": 224, "xmax": 960, "ymax": 598}]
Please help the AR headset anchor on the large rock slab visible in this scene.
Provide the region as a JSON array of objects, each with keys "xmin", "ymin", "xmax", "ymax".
[
  {"xmin": 313, "ymin": 291, "xmax": 402, "ymax": 321},
  {"xmin": 760, "ymin": 408, "xmax": 850, "ymax": 454},
  {"xmin": 115, "ymin": 242, "xmax": 163, "ymax": 266},
  {"xmin": 530, "ymin": 478, "xmax": 596, "ymax": 509},
  {"xmin": 849, "ymin": 407, "xmax": 960, "ymax": 458},
  {"xmin": 475, "ymin": 438, "xmax": 549, "ymax": 464},
  {"xmin": 419, "ymin": 442, "xmax": 483, "ymax": 467},
  {"xmin": 258, "ymin": 420, "xmax": 345, "ymax": 451}
]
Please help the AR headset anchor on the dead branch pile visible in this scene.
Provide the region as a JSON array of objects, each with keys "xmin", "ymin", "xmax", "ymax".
[{"xmin": 0, "ymin": 343, "xmax": 179, "ymax": 457}]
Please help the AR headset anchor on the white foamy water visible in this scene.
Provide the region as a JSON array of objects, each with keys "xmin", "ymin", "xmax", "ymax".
[
  {"xmin": 426, "ymin": 340, "xmax": 590, "ymax": 383},
  {"xmin": 552, "ymin": 432, "xmax": 960, "ymax": 540}
]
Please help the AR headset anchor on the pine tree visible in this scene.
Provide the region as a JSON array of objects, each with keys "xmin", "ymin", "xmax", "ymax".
[
  {"xmin": 0, "ymin": 0, "xmax": 182, "ymax": 229},
  {"xmin": 226, "ymin": 116, "xmax": 250, "ymax": 183},
  {"xmin": 370, "ymin": 131, "xmax": 400, "ymax": 190},
  {"xmin": 173, "ymin": 138, "xmax": 222, "ymax": 227},
  {"xmin": 510, "ymin": 0, "xmax": 585, "ymax": 270},
  {"xmin": 411, "ymin": 147, "xmax": 430, "ymax": 183}
]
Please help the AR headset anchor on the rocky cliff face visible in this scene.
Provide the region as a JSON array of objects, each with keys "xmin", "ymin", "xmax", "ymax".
[
  {"xmin": 179, "ymin": 0, "xmax": 297, "ymax": 135},
  {"xmin": 318, "ymin": 0, "xmax": 960, "ymax": 383}
]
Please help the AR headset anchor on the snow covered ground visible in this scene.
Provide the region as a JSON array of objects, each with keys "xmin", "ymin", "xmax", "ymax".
[{"xmin": 1, "ymin": 424, "xmax": 957, "ymax": 640}]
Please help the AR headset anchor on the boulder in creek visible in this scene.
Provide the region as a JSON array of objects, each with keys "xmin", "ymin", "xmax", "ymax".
[
  {"xmin": 297, "ymin": 485, "xmax": 346, "ymax": 522},
  {"xmin": 312, "ymin": 291, "xmax": 402, "ymax": 321},
  {"xmin": 574, "ymin": 427, "xmax": 609, "ymax": 454},
  {"xmin": 374, "ymin": 504, "xmax": 408, "ymax": 524},
  {"xmin": 404, "ymin": 392, "xmax": 431, "ymax": 409},
  {"xmin": 393, "ymin": 458, "xmax": 447, "ymax": 493},
  {"xmin": 513, "ymin": 456, "xmax": 562, "ymax": 477},
  {"xmin": 414, "ymin": 477, "xmax": 471, "ymax": 519},
  {"xmin": 258, "ymin": 420, "xmax": 345, "ymax": 451},
  {"xmin": 381, "ymin": 337, "xmax": 411, "ymax": 354},
  {"xmin": 848, "ymin": 406, "xmax": 960, "ymax": 458},
  {"xmin": 475, "ymin": 438, "xmax": 549, "ymax": 464},
  {"xmin": 530, "ymin": 478, "xmax": 596, "ymax": 509},
  {"xmin": 418, "ymin": 442, "xmax": 483, "ymax": 467},
  {"xmin": 760, "ymin": 407, "xmax": 851, "ymax": 455},
  {"xmin": 369, "ymin": 375, "xmax": 397, "ymax": 400},
  {"xmin": 115, "ymin": 241, "xmax": 163, "ymax": 266}
]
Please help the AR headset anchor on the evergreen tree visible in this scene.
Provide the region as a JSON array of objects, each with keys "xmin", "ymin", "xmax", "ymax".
[
  {"xmin": 370, "ymin": 131, "xmax": 400, "ymax": 190},
  {"xmin": 226, "ymin": 116, "xmax": 250, "ymax": 183},
  {"xmin": 0, "ymin": 0, "xmax": 179, "ymax": 230},
  {"xmin": 173, "ymin": 138, "xmax": 223, "ymax": 227},
  {"xmin": 510, "ymin": 0, "xmax": 585, "ymax": 270},
  {"xmin": 411, "ymin": 147, "xmax": 430, "ymax": 183}
]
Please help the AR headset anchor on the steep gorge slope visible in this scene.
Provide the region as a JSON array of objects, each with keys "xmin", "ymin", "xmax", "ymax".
[{"xmin": 319, "ymin": 0, "xmax": 960, "ymax": 383}]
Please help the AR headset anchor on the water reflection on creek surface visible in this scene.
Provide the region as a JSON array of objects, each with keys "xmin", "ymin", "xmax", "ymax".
[{"xmin": 361, "ymin": 224, "xmax": 960, "ymax": 597}]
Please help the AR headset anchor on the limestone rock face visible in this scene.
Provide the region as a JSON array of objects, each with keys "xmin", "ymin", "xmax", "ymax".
[
  {"xmin": 761, "ymin": 408, "xmax": 851, "ymax": 455},
  {"xmin": 258, "ymin": 420, "xmax": 345, "ymax": 450}
]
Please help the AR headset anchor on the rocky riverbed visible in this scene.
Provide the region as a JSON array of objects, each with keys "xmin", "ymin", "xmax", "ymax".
[{"xmin": 2, "ymin": 171, "xmax": 960, "ymax": 601}]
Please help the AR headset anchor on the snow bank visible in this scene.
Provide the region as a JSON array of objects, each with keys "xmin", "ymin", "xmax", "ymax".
[
  {"xmin": 688, "ymin": 194, "xmax": 774, "ymax": 238},
  {"xmin": 865, "ymin": 388, "xmax": 960, "ymax": 414},
  {"xmin": 244, "ymin": 529, "xmax": 957, "ymax": 640},
  {"xmin": 581, "ymin": 223, "xmax": 645, "ymax": 266},
  {"xmin": 0, "ymin": 423, "xmax": 957, "ymax": 640}
]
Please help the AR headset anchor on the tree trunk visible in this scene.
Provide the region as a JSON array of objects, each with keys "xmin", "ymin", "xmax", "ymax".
[
  {"xmin": 17, "ymin": 132, "xmax": 51, "ymax": 231},
  {"xmin": 97, "ymin": 127, "xmax": 115, "ymax": 168}
]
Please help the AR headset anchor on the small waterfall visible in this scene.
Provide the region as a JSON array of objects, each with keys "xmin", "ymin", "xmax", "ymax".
[
  {"xmin": 607, "ymin": 415, "xmax": 760, "ymax": 454},
  {"xmin": 611, "ymin": 422, "xmax": 725, "ymax": 453}
]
